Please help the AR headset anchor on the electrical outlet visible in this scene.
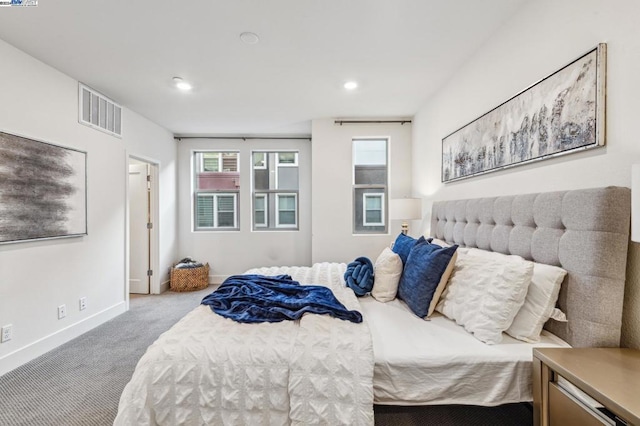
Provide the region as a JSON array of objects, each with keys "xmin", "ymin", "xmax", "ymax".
[
  {"xmin": 58, "ymin": 304, "xmax": 66, "ymax": 319},
  {"xmin": 79, "ymin": 297, "xmax": 87, "ymax": 311},
  {"xmin": 1, "ymin": 324, "xmax": 12, "ymax": 343}
]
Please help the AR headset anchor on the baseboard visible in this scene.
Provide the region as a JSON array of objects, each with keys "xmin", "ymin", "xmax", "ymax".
[
  {"xmin": 0, "ymin": 301, "xmax": 126, "ymax": 377},
  {"xmin": 159, "ymin": 279, "xmax": 170, "ymax": 293},
  {"xmin": 210, "ymin": 274, "xmax": 229, "ymax": 285}
]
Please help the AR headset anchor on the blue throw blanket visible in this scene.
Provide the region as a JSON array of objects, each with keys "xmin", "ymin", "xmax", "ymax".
[{"xmin": 201, "ymin": 274, "xmax": 362, "ymax": 324}]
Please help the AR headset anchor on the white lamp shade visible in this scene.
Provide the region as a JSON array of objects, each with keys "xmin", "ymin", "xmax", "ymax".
[
  {"xmin": 389, "ymin": 198, "xmax": 422, "ymax": 220},
  {"xmin": 632, "ymin": 164, "xmax": 640, "ymax": 242}
]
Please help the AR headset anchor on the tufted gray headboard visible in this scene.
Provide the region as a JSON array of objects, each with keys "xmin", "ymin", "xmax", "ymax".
[{"xmin": 430, "ymin": 186, "xmax": 630, "ymax": 348}]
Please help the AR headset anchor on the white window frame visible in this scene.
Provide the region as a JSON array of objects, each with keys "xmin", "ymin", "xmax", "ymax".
[
  {"xmin": 276, "ymin": 152, "xmax": 298, "ymax": 167},
  {"xmin": 251, "ymin": 151, "xmax": 299, "ymax": 231},
  {"xmin": 254, "ymin": 193, "xmax": 268, "ymax": 228},
  {"xmin": 253, "ymin": 152, "xmax": 267, "ymax": 170},
  {"xmin": 363, "ymin": 193, "xmax": 385, "ymax": 227},
  {"xmin": 199, "ymin": 152, "xmax": 239, "ymax": 173},
  {"xmin": 275, "ymin": 193, "xmax": 298, "ymax": 228},
  {"xmin": 195, "ymin": 193, "xmax": 216, "ymax": 229},
  {"xmin": 195, "ymin": 192, "xmax": 238, "ymax": 230},
  {"xmin": 200, "ymin": 152, "xmax": 221, "ymax": 172},
  {"xmin": 215, "ymin": 193, "xmax": 238, "ymax": 228},
  {"xmin": 352, "ymin": 138, "xmax": 389, "ymax": 234},
  {"xmin": 221, "ymin": 152, "xmax": 239, "ymax": 172},
  {"xmin": 274, "ymin": 151, "xmax": 299, "ymax": 190}
]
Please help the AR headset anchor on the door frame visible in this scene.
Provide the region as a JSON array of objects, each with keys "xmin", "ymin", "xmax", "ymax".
[{"xmin": 125, "ymin": 152, "xmax": 160, "ymax": 308}]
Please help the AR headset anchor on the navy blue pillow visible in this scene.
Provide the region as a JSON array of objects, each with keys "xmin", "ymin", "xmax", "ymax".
[
  {"xmin": 397, "ymin": 237, "xmax": 458, "ymax": 318},
  {"xmin": 391, "ymin": 233, "xmax": 417, "ymax": 265}
]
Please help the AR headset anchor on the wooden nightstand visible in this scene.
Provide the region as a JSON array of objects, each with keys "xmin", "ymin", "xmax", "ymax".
[{"xmin": 533, "ymin": 348, "xmax": 640, "ymax": 426}]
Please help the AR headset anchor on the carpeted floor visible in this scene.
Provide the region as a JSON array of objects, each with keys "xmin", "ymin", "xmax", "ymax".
[
  {"xmin": 0, "ymin": 288, "xmax": 533, "ymax": 425},
  {"xmin": 0, "ymin": 287, "xmax": 213, "ymax": 426}
]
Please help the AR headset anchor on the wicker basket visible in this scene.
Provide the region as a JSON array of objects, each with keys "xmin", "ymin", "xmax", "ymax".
[{"xmin": 170, "ymin": 263, "xmax": 210, "ymax": 292}]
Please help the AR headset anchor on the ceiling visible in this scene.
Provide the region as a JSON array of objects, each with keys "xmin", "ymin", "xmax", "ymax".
[{"xmin": 0, "ymin": 0, "xmax": 526, "ymax": 135}]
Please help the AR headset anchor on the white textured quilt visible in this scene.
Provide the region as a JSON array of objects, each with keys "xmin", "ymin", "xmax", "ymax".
[{"xmin": 114, "ymin": 262, "xmax": 374, "ymax": 426}]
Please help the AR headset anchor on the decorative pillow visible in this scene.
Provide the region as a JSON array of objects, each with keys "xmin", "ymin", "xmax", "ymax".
[
  {"xmin": 423, "ymin": 237, "xmax": 458, "ymax": 316},
  {"xmin": 429, "ymin": 237, "xmax": 450, "ymax": 247},
  {"xmin": 371, "ymin": 247, "xmax": 403, "ymax": 302},
  {"xmin": 426, "ymin": 249, "xmax": 457, "ymax": 317},
  {"xmin": 506, "ymin": 262, "xmax": 567, "ymax": 342},
  {"xmin": 397, "ymin": 237, "xmax": 459, "ymax": 318},
  {"xmin": 344, "ymin": 257, "xmax": 374, "ymax": 296},
  {"xmin": 391, "ymin": 233, "xmax": 417, "ymax": 265},
  {"xmin": 436, "ymin": 247, "xmax": 533, "ymax": 344}
]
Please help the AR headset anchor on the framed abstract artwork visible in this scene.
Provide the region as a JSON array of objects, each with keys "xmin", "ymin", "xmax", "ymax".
[
  {"xmin": 0, "ymin": 131, "xmax": 87, "ymax": 244},
  {"xmin": 442, "ymin": 43, "xmax": 606, "ymax": 183}
]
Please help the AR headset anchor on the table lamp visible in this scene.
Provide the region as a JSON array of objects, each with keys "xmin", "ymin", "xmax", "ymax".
[{"xmin": 390, "ymin": 198, "xmax": 422, "ymax": 235}]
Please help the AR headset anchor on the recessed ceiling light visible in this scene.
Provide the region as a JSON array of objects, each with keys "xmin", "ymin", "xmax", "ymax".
[
  {"xmin": 344, "ymin": 81, "xmax": 358, "ymax": 90},
  {"xmin": 172, "ymin": 77, "xmax": 192, "ymax": 91},
  {"xmin": 240, "ymin": 32, "xmax": 260, "ymax": 44}
]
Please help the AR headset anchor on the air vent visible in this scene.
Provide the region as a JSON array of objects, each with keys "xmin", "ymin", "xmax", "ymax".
[{"xmin": 78, "ymin": 83, "xmax": 122, "ymax": 137}]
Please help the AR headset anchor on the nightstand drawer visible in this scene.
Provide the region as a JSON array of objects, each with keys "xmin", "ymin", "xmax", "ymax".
[
  {"xmin": 549, "ymin": 382, "xmax": 609, "ymax": 426},
  {"xmin": 534, "ymin": 349, "xmax": 640, "ymax": 426}
]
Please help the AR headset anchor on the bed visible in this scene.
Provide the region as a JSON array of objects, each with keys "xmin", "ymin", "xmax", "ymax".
[
  {"xmin": 360, "ymin": 298, "xmax": 570, "ymax": 406},
  {"xmin": 115, "ymin": 186, "xmax": 630, "ymax": 425}
]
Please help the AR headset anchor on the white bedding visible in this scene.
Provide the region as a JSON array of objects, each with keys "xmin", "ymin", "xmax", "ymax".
[
  {"xmin": 115, "ymin": 260, "xmax": 568, "ymax": 424},
  {"xmin": 115, "ymin": 263, "xmax": 374, "ymax": 426},
  {"xmin": 359, "ymin": 296, "xmax": 569, "ymax": 406}
]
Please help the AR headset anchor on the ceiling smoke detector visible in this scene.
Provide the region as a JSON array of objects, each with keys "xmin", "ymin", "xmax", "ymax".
[{"xmin": 240, "ymin": 32, "xmax": 260, "ymax": 44}]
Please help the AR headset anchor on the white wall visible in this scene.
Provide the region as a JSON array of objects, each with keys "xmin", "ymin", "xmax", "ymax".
[
  {"xmin": 411, "ymin": 0, "xmax": 640, "ymax": 348},
  {"xmin": 312, "ymin": 119, "xmax": 413, "ymax": 263},
  {"xmin": 0, "ymin": 39, "xmax": 177, "ymax": 375},
  {"xmin": 177, "ymin": 138, "xmax": 312, "ymax": 280}
]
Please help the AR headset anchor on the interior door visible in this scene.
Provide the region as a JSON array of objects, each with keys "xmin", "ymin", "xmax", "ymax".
[{"xmin": 129, "ymin": 163, "xmax": 150, "ymax": 294}]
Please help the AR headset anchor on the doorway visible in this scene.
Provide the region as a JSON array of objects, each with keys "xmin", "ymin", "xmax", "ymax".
[{"xmin": 128, "ymin": 157, "xmax": 158, "ymax": 295}]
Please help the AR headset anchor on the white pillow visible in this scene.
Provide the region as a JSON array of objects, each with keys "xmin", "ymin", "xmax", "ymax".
[
  {"xmin": 371, "ymin": 247, "xmax": 403, "ymax": 302},
  {"xmin": 506, "ymin": 262, "xmax": 567, "ymax": 343},
  {"xmin": 430, "ymin": 237, "xmax": 450, "ymax": 247},
  {"xmin": 436, "ymin": 247, "xmax": 533, "ymax": 344}
]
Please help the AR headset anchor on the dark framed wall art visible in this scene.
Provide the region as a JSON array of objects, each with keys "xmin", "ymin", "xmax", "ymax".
[
  {"xmin": 442, "ymin": 43, "xmax": 606, "ymax": 183},
  {"xmin": 0, "ymin": 131, "xmax": 87, "ymax": 244}
]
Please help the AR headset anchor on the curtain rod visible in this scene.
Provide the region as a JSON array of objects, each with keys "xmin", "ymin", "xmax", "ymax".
[
  {"xmin": 175, "ymin": 136, "xmax": 311, "ymax": 141},
  {"xmin": 334, "ymin": 120, "xmax": 412, "ymax": 125}
]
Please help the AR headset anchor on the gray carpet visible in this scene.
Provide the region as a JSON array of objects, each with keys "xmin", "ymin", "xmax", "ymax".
[
  {"xmin": 0, "ymin": 288, "xmax": 533, "ymax": 425},
  {"xmin": 0, "ymin": 287, "xmax": 213, "ymax": 426}
]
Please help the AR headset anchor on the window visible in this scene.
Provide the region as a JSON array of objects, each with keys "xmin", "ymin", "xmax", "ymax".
[
  {"xmin": 202, "ymin": 153, "xmax": 220, "ymax": 172},
  {"xmin": 363, "ymin": 193, "xmax": 384, "ymax": 226},
  {"xmin": 253, "ymin": 152, "xmax": 267, "ymax": 169},
  {"xmin": 200, "ymin": 152, "xmax": 239, "ymax": 172},
  {"xmin": 196, "ymin": 193, "xmax": 238, "ymax": 228},
  {"xmin": 353, "ymin": 139, "xmax": 388, "ymax": 234},
  {"xmin": 254, "ymin": 194, "xmax": 268, "ymax": 227},
  {"xmin": 216, "ymin": 194, "xmax": 236, "ymax": 227},
  {"xmin": 276, "ymin": 194, "xmax": 297, "ymax": 227},
  {"xmin": 253, "ymin": 151, "xmax": 299, "ymax": 230},
  {"xmin": 194, "ymin": 151, "xmax": 240, "ymax": 230},
  {"xmin": 277, "ymin": 152, "xmax": 298, "ymax": 166}
]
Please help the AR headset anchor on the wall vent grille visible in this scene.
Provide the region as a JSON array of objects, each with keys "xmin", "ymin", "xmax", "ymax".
[{"xmin": 78, "ymin": 83, "xmax": 122, "ymax": 137}]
